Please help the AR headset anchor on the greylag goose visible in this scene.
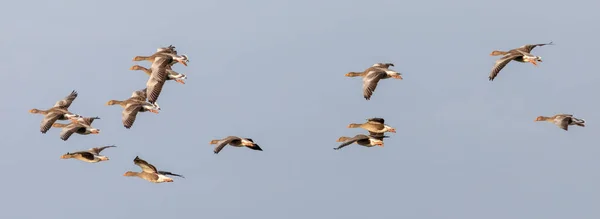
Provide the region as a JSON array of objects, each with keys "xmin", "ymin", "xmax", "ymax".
[
  {"xmin": 334, "ymin": 134, "xmax": 388, "ymax": 150},
  {"xmin": 210, "ymin": 136, "xmax": 263, "ymax": 154},
  {"xmin": 534, "ymin": 113, "xmax": 585, "ymax": 131},
  {"xmin": 132, "ymin": 46, "xmax": 189, "ymax": 66},
  {"xmin": 123, "ymin": 156, "xmax": 184, "ymax": 183},
  {"xmin": 345, "ymin": 63, "xmax": 403, "ymax": 100},
  {"xmin": 52, "ymin": 116, "xmax": 100, "ymax": 141},
  {"xmin": 29, "ymin": 90, "xmax": 82, "ymax": 133},
  {"xmin": 60, "ymin": 145, "xmax": 116, "ymax": 163},
  {"xmin": 488, "ymin": 42, "xmax": 553, "ymax": 81},
  {"xmin": 347, "ymin": 117, "xmax": 396, "ymax": 136},
  {"xmin": 106, "ymin": 88, "xmax": 160, "ymax": 129},
  {"xmin": 145, "ymin": 53, "xmax": 187, "ymax": 104},
  {"xmin": 130, "ymin": 65, "xmax": 187, "ymax": 85}
]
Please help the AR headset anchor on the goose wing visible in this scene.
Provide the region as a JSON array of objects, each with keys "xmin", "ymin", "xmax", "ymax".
[
  {"xmin": 362, "ymin": 70, "xmax": 387, "ymax": 100},
  {"xmin": 146, "ymin": 55, "xmax": 172, "ymax": 103},
  {"xmin": 367, "ymin": 117, "xmax": 385, "ymax": 124},
  {"xmin": 89, "ymin": 145, "xmax": 116, "ymax": 155},
  {"xmin": 130, "ymin": 88, "xmax": 147, "ymax": 102},
  {"xmin": 214, "ymin": 136, "xmax": 240, "ymax": 154},
  {"xmin": 133, "ymin": 156, "xmax": 159, "ymax": 173},
  {"xmin": 71, "ymin": 151, "xmax": 96, "ymax": 160},
  {"xmin": 157, "ymin": 171, "xmax": 185, "ymax": 178},
  {"xmin": 488, "ymin": 52, "xmax": 522, "ymax": 81},
  {"xmin": 122, "ymin": 103, "xmax": 144, "ymax": 129},
  {"xmin": 518, "ymin": 42, "xmax": 553, "ymax": 53},
  {"xmin": 558, "ymin": 117, "xmax": 572, "ymax": 131},
  {"xmin": 334, "ymin": 135, "xmax": 369, "ymax": 150},
  {"xmin": 59, "ymin": 123, "xmax": 85, "ymax": 141},
  {"xmin": 53, "ymin": 90, "xmax": 78, "ymax": 109},
  {"xmin": 40, "ymin": 111, "xmax": 63, "ymax": 133}
]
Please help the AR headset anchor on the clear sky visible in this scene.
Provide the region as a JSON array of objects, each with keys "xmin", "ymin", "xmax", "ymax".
[{"xmin": 3, "ymin": 0, "xmax": 600, "ymax": 218}]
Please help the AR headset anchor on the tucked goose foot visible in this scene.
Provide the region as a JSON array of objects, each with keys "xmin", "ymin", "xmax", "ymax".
[
  {"xmin": 392, "ymin": 75, "xmax": 403, "ymax": 79},
  {"xmin": 175, "ymin": 79, "xmax": 185, "ymax": 84},
  {"xmin": 150, "ymin": 109, "xmax": 159, "ymax": 114},
  {"xmin": 529, "ymin": 60, "xmax": 538, "ymax": 66}
]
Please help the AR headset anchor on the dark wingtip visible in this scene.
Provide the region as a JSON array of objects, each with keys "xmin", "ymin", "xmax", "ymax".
[{"xmin": 249, "ymin": 144, "xmax": 263, "ymax": 151}]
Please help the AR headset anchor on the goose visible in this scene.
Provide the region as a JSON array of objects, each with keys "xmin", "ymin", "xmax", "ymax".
[
  {"xmin": 123, "ymin": 156, "xmax": 184, "ymax": 183},
  {"xmin": 334, "ymin": 134, "xmax": 388, "ymax": 150},
  {"xmin": 534, "ymin": 114, "xmax": 585, "ymax": 131},
  {"xmin": 130, "ymin": 65, "xmax": 187, "ymax": 85},
  {"xmin": 209, "ymin": 136, "xmax": 263, "ymax": 154},
  {"xmin": 347, "ymin": 117, "xmax": 396, "ymax": 135},
  {"xmin": 29, "ymin": 90, "xmax": 82, "ymax": 133},
  {"xmin": 60, "ymin": 145, "xmax": 116, "ymax": 163},
  {"xmin": 488, "ymin": 42, "xmax": 553, "ymax": 81},
  {"xmin": 345, "ymin": 63, "xmax": 403, "ymax": 100},
  {"xmin": 52, "ymin": 116, "xmax": 101, "ymax": 141},
  {"xmin": 145, "ymin": 53, "xmax": 187, "ymax": 104},
  {"xmin": 106, "ymin": 88, "xmax": 160, "ymax": 129},
  {"xmin": 132, "ymin": 47, "xmax": 189, "ymax": 66}
]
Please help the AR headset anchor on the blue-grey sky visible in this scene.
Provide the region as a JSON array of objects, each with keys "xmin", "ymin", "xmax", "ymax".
[{"xmin": 3, "ymin": 0, "xmax": 600, "ymax": 218}]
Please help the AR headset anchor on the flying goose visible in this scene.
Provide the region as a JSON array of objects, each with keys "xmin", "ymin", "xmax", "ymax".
[
  {"xmin": 132, "ymin": 47, "xmax": 189, "ymax": 67},
  {"xmin": 488, "ymin": 42, "xmax": 553, "ymax": 81},
  {"xmin": 29, "ymin": 90, "xmax": 82, "ymax": 133},
  {"xmin": 334, "ymin": 134, "xmax": 388, "ymax": 150},
  {"xmin": 106, "ymin": 88, "xmax": 160, "ymax": 129},
  {"xmin": 534, "ymin": 113, "xmax": 585, "ymax": 131},
  {"xmin": 123, "ymin": 156, "xmax": 184, "ymax": 183},
  {"xmin": 130, "ymin": 65, "xmax": 187, "ymax": 85},
  {"xmin": 145, "ymin": 54, "xmax": 187, "ymax": 104},
  {"xmin": 209, "ymin": 136, "xmax": 263, "ymax": 154},
  {"xmin": 52, "ymin": 116, "xmax": 101, "ymax": 141},
  {"xmin": 345, "ymin": 63, "xmax": 403, "ymax": 100},
  {"xmin": 60, "ymin": 145, "xmax": 116, "ymax": 163},
  {"xmin": 347, "ymin": 117, "xmax": 396, "ymax": 136}
]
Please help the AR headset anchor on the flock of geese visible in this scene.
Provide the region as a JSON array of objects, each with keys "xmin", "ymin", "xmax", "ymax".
[{"xmin": 28, "ymin": 42, "xmax": 586, "ymax": 184}]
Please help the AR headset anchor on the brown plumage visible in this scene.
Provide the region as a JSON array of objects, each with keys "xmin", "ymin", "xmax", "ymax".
[
  {"xmin": 29, "ymin": 90, "xmax": 82, "ymax": 133},
  {"xmin": 488, "ymin": 42, "xmax": 553, "ymax": 81},
  {"xmin": 52, "ymin": 117, "xmax": 101, "ymax": 141},
  {"xmin": 334, "ymin": 134, "xmax": 387, "ymax": 150},
  {"xmin": 130, "ymin": 65, "xmax": 187, "ymax": 85},
  {"xmin": 106, "ymin": 88, "xmax": 159, "ymax": 129},
  {"xmin": 534, "ymin": 113, "xmax": 585, "ymax": 131},
  {"xmin": 345, "ymin": 63, "xmax": 403, "ymax": 100},
  {"xmin": 347, "ymin": 117, "xmax": 397, "ymax": 136},
  {"xmin": 60, "ymin": 145, "xmax": 116, "ymax": 163},
  {"xmin": 209, "ymin": 136, "xmax": 263, "ymax": 154},
  {"xmin": 123, "ymin": 156, "xmax": 184, "ymax": 183}
]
